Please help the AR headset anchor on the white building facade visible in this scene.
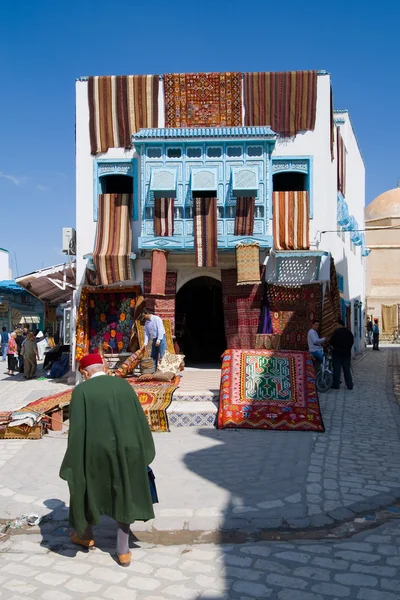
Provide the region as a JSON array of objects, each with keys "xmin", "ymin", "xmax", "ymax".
[{"xmin": 74, "ymin": 70, "xmax": 366, "ymax": 366}]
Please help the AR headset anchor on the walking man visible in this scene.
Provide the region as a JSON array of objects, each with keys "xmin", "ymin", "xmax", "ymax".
[
  {"xmin": 1, "ymin": 326, "xmax": 9, "ymax": 361},
  {"xmin": 372, "ymin": 318, "xmax": 380, "ymax": 351},
  {"xmin": 142, "ymin": 308, "xmax": 167, "ymax": 372},
  {"xmin": 330, "ymin": 319, "xmax": 354, "ymax": 390},
  {"xmin": 307, "ymin": 320, "xmax": 325, "ymax": 368},
  {"xmin": 60, "ymin": 353, "xmax": 155, "ymax": 567}
]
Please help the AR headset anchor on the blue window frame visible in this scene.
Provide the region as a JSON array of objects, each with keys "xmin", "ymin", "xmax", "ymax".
[
  {"xmin": 271, "ymin": 157, "xmax": 313, "ymax": 218},
  {"xmin": 94, "ymin": 159, "xmax": 139, "ymax": 222}
]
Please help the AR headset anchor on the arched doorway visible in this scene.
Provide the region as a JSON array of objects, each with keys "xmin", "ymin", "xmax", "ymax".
[{"xmin": 175, "ymin": 276, "xmax": 226, "ymax": 364}]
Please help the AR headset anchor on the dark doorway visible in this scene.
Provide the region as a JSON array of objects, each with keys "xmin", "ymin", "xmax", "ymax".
[
  {"xmin": 273, "ymin": 171, "xmax": 307, "ymax": 191},
  {"xmin": 175, "ymin": 277, "xmax": 226, "ymax": 364},
  {"xmin": 100, "ymin": 175, "xmax": 133, "ymax": 194}
]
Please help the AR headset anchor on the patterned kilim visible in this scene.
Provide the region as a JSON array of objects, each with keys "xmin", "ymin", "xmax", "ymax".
[
  {"xmin": 235, "ymin": 197, "xmax": 255, "ymax": 236},
  {"xmin": 136, "ymin": 319, "xmax": 175, "ymax": 355},
  {"xmin": 88, "ymin": 75, "xmax": 159, "ymax": 154},
  {"xmin": 244, "ymin": 71, "xmax": 318, "ymax": 137},
  {"xmin": 321, "ymin": 285, "xmax": 338, "ymax": 340},
  {"xmin": 218, "ymin": 349, "xmax": 325, "ymax": 432},
  {"xmin": 93, "ymin": 194, "xmax": 133, "ymax": 285},
  {"xmin": 273, "ymin": 191, "xmax": 310, "ymax": 250},
  {"xmin": 382, "ymin": 304, "xmax": 398, "ymax": 335},
  {"xmin": 20, "ymin": 390, "xmax": 73, "ymax": 414},
  {"xmin": 151, "ymin": 250, "xmax": 168, "ymax": 295},
  {"xmin": 143, "ymin": 271, "xmax": 177, "ymax": 333},
  {"xmin": 337, "ymin": 127, "xmax": 346, "ymax": 196},
  {"xmin": 221, "ymin": 269, "xmax": 263, "ymax": 349},
  {"xmin": 128, "ymin": 376, "xmax": 180, "ymax": 432},
  {"xmin": 75, "ymin": 286, "xmax": 142, "ymax": 362},
  {"xmin": 193, "ymin": 197, "xmax": 218, "ymax": 268},
  {"xmin": 330, "ymin": 256, "xmax": 341, "ymax": 320},
  {"xmin": 164, "ymin": 72, "xmax": 242, "ymax": 128},
  {"xmin": 255, "ymin": 334, "xmax": 281, "ymax": 350},
  {"xmin": 266, "ymin": 283, "xmax": 323, "ymax": 351},
  {"xmin": 154, "ymin": 198, "xmax": 174, "ymax": 237},
  {"xmin": 236, "ymin": 243, "xmax": 261, "ymax": 285}
]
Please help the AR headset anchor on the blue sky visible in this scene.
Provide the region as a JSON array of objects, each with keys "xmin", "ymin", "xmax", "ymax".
[{"xmin": 1, "ymin": 0, "xmax": 399, "ymax": 276}]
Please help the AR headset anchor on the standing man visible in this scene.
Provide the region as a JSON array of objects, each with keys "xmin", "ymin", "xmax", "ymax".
[
  {"xmin": 60, "ymin": 353, "xmax": 155, "ymax": 567},
  {"xmin": 372, "ymin": 318, "xmax": 380, "ymax": 351},
  {"xmin": 307, "ymin": 320, "xmax": 326, "ymax": 367},
  {"xmin": 1, "ymin": 326, "xmax": 9, "ymax": 361},
  {"xmin": 142, "ymin": 308, "xmax": 166, "ymax": 372},
  {"xmin": 330, "ymin": 319, "xmax": 354, "ymax": 390},
  {"xmin": 366, "ymin": 317, "xmax": 373, "ymax": 345}
]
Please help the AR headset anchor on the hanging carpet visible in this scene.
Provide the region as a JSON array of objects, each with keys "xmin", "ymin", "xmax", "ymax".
[
  {"xmin": 234, "ymin": 197, "xmax": 255, "ymax": 236},
  {"xmin": 218, "ymin": 349, "xmax": 324, "ymax": 432},
  {"xmin": 337, "ymin": 127, "xmax": 346, "ymax": 196},
  {"xmin": 272, "ymin": 191, "xmax": 310, "ymax": 250},
  {"xmin": 150, "ymin": 250, "xmax": 168, "ymax": 295},
  {"xmin": 321, "ymin": 285, "xmax": 338, "ymax": 340},
  {"xmin": 88, "ymin": 75, "xmax": 159, "ymax": 155},
  {"xmin": 154, "ymin": 198, "xmax": 174, "ymax": 237},
  {"xmin": 164, "ymin": 71, "xmax": 242, "ymax": 128},
  {"xmin": 193, "ymin": 197, "xmax": 218, "ymax": 268},
  {"xmin": 143, "ymin": 271, "xmax": 177, "ymax": 333},
  {"xmin": 243, "ymin": 71, "xmax": 317, "ymax": 137},
  {"xmin": 221, "ymin": 269, "xmax": 263, "ymax": 349},
  {"xmin": 382, "ymin": 304, "xmax": 398, "ymax": 335},
  {"xmin": 236, "ymin": 243, "xmax": 261, "ymax": 285}
]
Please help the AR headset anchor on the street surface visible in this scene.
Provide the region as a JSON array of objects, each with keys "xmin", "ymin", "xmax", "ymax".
[{"xmin": 0, "ymin": 346, "xmax": 399, "ymax": 598}]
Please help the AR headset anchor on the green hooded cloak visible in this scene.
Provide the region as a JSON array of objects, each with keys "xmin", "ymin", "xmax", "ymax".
[{"xmin": 60, "ymin": 374, "xmax": 155, "ymax": 535}]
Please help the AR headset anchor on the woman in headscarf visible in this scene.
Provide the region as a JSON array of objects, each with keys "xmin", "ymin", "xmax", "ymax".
[{"xmin": 22, "ymin": 332, "xmax": 38, "ymax": 380}]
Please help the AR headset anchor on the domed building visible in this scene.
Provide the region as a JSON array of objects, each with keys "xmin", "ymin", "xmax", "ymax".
[{"xmin": 365, "ymin": 185, "xmax": 400, "ymax": 339}]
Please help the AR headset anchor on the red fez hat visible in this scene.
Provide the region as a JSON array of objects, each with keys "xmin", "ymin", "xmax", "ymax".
[{"xmin": 79, "ymin": 353, "xmax": 104, "ymax": 370}]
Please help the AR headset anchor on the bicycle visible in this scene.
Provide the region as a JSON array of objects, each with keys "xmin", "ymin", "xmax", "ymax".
[{"xmin": 315, "ymin": 346, "xmax": 333, "ymax": 393}]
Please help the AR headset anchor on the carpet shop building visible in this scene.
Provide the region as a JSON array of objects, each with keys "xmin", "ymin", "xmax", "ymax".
[{"xmin": 73, "ymin": 70, "xmax": 367, "ymax": 370}]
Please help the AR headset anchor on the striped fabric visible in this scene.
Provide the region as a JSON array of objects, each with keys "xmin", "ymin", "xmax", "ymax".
[
  {"xmin": 93, "ymin": 194, "xmax": 133, "ymax": 285},
  {"xmin": 150, "ymin": 250, "xmax": 168, "ymax": 295},
  {"xmin": 154, "ymin": 198, "xmax": 174, "ymax": 236},
  {"xmin": 244, "ymin": 71, "xmax": 317, "ymax": 137},
  {"xmin": 234, "ymin": 197, "xmax": 255, "ymax": 236},
  {"xmin": 88, "ymin": 75, "xmax": 159, "ymax": 155},
  {"xmin": 337, "ymin": 127, "xmax": 346, "ymax": 196},
  {"xmin": 272, "ymin": 191, "xmax": 310, "ymax": 251},
  {"xmin": 193, "ymin": 197, "xmax": 218, "ymax": 267}
]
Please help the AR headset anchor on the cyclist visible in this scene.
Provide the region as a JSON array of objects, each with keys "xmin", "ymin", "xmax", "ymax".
[{"xmin": 307, "ymin": 320, "xmax": 326, "ymax": 370}]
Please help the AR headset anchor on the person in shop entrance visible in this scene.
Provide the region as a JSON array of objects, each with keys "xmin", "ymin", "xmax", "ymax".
[
  {"xmin": 307, "ymin": 320, "xmax": 326, "ymax": 367},
  {"xmin": 141, "ymin": 308, "xmax": 166, "ymax": 372},
  {"xmin": 60, "ymin": 353, "xmax": 155, "ymax": 567},
  {"xmin": 330, "ymin": 319, "xmax": 354, "ymax": 390},
  {"xmin": 372, "ymin": 318, "xmax": 380, "ymax": 351}
]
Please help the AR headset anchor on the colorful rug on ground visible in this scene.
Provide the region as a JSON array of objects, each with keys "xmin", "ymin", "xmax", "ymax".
[
  {"xmin": 128, "ymin": 376, "xmax": 180, "ymax": 432},
  {"xmin": 88, "ymin": 75, "xmax": 159, "ymax": 154},
  {"xmin": 20, "ymin": 389, "xmax": 73, "ymax": 414},
  {"xmin": 221, "ymin": 268, "xmax": 263, "ymax": 349},
  {"xmin": 218, "ymin": 349, "xmax": 324, "ymax": 432},
  {"xmin": 164, "ymin": 72, "xmax": 242, "ymax": 128},
  {"xmin": 266, "ymin": 283, "xmax": 323, "ymax": 351}
]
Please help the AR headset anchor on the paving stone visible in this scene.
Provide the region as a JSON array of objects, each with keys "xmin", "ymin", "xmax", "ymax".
[
  {"xmin": 278, "ymin": 591, "xmax": 324, "ymax": 600},
  {"xmin": 334, "ymin": 550, "xmax": 381, "ymax": 564},
  {"xmin": 163, "ymin": 583, "xmax": 202, "ymax": 598},
  {"xmin": 312, "ymin": 557, "xmax": 349, "ymax": 571},
  {"xmin": 240, "ymin": 545, "xmax": 271, "ymax": 557},
  {"xmin": 335, "ymin": 542, "xmax": 374, "ymax": 552},
  {"xmin": 273, "ymin": 551, "xmax": 311, "ymax": 564},
  {"xmin": 293, "ymin": 566, "xmax": 331, "ymax": 581},
  {"xmin": 232, "ymin": 581, "xmax": 272, "ymax": 597},
  {"xmin": 334, "ymin": 573, "xmax": 378, "ymax": 587},
  {"xmin": 311, "ymin": 582, "xmax": 351, "ymax": 597},
  {"xmin": 357, "ymin": 590, "xmax": 399, "ymax": 600},
  {"xmin": 88, "ymin": 566, "xmax": 127, "ymax": 583},
  {"xmin": 254, "ymin": 559, "xmax": 292, "ymax": 574},
  {"xmin": 35, "ymin": 572, "xmax": 70, "ymax": 586},
  {"xmin": 103, "ymin": 586, "xmax": 138, "ymax": 600},
  {"xmin": 381, "ymin": 579, "xmax": 400, "ymax": 592},
  {"xmin": 266, "ymin": 573, "xmax": 308, "ymax": 589},
  {"xmin": 41, "ymin": 592, "xmax": 73, "ymax": 600},
  {"xmin": 64, "ymin": 578, "xmax": 103, "ymax": 593}
]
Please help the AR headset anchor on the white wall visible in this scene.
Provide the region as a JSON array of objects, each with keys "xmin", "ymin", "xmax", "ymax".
[{"xmin": 0, "ymin": 249, "xmax": 11, "ymax": 280}]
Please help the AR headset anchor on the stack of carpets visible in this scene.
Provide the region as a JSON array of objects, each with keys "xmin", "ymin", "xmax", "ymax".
[{"xmin": 218, "ymin": 349, "xmax": 324, "ymax": 432}]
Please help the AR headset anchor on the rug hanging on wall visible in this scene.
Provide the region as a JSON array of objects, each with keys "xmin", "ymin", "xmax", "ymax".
[
  {"xmin": 193, "ymin": 197, "xmax": 218, "ymax": 268},
  {"xmin": 321, "ymin": 285, "xmax": 338, "ymax": 340},
  {"xmin": 150, "ymin": 250, "xmax": 168, "ymax": 295},
  {"xmin": 221, "ymin": 269, "xmax": 263, "ymax": 349},
  {"xmin": 266, "ymin": 283, "xmax": 323, "ymax": 351},
  {"xmin": 128, "ymin": 376, "xmax": 180, "ymax": 432},
  {"xmin": 154, "ymin": 198, "xmax": 174, "ymax": 237},
  {"xmin": 88, "ymin": 74, "xmax": 159, "ymax": 154},
  {"xmin": 235, "ymin": 197, "xmax": 255, "ymax": 236},
  {"xmin": 164, "ymin": 71, "xmax": 242, "ymax": 128},
  {"xmin": 93, "ymin": 194, "xmax": 133, "ymax": 285},
  {"xmin": 218, "ymin": 349, "xmax": 324, "ymax": 432},
  {"xmin": 236, "ymin": 243, "xmax": 261, "ymax": 286},
  {"xmin": 272, "ymin": 191, "xmax": 309, "ymax": 251},
  {"xmin": 243, "ymin": 70, "xmax": 317, "ymax": 137},
  {"xmin": 143, "ymin": 271, "xmax": 177, "ymax": 333}
]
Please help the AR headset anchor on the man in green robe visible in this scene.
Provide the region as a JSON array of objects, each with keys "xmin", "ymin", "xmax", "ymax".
[{"xmin": 60, "ymin": 353, "xmax": 155, "ymax": 567}]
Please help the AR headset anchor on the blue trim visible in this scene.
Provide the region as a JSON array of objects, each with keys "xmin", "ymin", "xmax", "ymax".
[
  {"xmin": 93, "ymin": 159, "xmax": 138, "ymax": 221},
  {"xmin": 271, "ymin": 156, "xmax": 313, "ymax": 218},
  {"xmin": 134, "ymin": 126, "xmax": 277, "ymax": 141},
  {"xmin": 138, "ymin": 235, "xmax": 273, "ymax": 251}
]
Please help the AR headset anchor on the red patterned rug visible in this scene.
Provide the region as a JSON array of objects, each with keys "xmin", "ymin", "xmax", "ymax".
[
  {"xmin": 221, "ymin": 269, "xmax": 263, "ymax": 349},
  {"xmin": 218, "ymin": 349, "xmax": 324, "ymax": 432}
]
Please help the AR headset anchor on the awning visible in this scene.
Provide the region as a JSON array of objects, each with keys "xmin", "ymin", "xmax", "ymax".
[
  {"xmin": 16, "ymin": 262, "xmax": 76, "ymax": 304},
  {"xmin": 231, "ymin": 166, "xmax": 259, "ymax": 197},
  {"xmin": 150, "ymin": 168, "xmax": 177, "ymax": 197}
]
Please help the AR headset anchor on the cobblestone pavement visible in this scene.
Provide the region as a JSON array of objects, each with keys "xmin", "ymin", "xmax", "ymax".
[
  {"xmin": 0, "ymin": 347, "xmax": 399, "ymax": 533},
  {"xmin": 1, "ymin": 518, "xmax": 400, "ymax": 599}
]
